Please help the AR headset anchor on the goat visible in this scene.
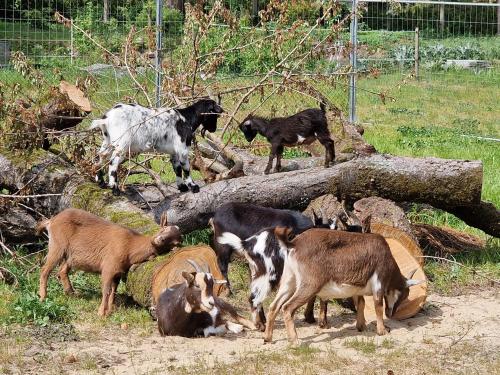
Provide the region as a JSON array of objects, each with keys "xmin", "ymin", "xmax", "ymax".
[
  {"xmin": 90, "ymin": 99, "xmax": 223, "ymax": 195},
  {"xmin": 307, "ymin": 209, "xmax": 372, "ymax": 327},
  {"xmin": 36, "ymin": 208, "xmax": 182, "ymax": 317},
  {"xmin": 264, "ymin": 227, "xmax": 424, "ymax": 345},
  {"xmin": 156, "ymin": 259, "xmax": 255, "ymax": 337},
  {"xmin": 218, "ymin": 226, "xmax": 324, "ymax": 331},
  {"xmin": 211, "ymin": 202, "xmax": 314, "ymax": 288},
  {"xmin": 238, "ymin": 103, "xmax": 335, "ymax": 174}
]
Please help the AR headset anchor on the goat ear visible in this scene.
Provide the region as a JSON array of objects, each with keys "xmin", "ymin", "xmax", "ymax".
[
  {"xmin": 182, "ymin": 271, "xmax": 195, "ymax": 285},
  {"xmin": 160, "ymin": 212, "xmax": 168, "ymax": 227},
  {"xmin": 311, "ymin": 211, "xmax": 319, "ymax": 224},
  {"xmin": 217, "ymin": 93, "xmax": 222, "ymax": 105},
  {"xmin": 406, "ymin": 279, "xmax": 424, "ymax": 287},
  {"xmin": 361, "ymin": 214, "xmax": 372, "ymax": 233}
]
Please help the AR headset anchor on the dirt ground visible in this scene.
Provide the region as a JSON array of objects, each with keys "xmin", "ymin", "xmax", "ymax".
[{"xmin": 3, "ymin": 289, "xmax": 499, "ymax": 374}]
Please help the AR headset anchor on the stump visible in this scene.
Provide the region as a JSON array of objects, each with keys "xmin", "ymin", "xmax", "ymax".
[
  {"xmin": 126, "ymin": 245, "xmax": 228, "ymax": 307},
  {"xmin": 364, "ymin": 223, "xmax": 427, "ymax": 320}
]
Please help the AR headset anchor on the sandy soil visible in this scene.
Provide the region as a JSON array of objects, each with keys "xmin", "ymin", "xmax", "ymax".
[{"xmin": 10, "ymin": 289, "xmax": 500, "ymax": 374}]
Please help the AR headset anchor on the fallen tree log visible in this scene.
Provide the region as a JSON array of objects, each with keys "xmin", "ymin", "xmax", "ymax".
[{"xmin": 154, "ymin": 154, "xmax": 492, "ymax": 235}]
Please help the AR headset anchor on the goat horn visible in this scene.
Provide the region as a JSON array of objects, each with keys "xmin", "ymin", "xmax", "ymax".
[
  {"xmin": 186, "ymin": 259, "xmax": 203, "ymax": 273},
  {"xmin": 319, "ymin": 207, "xmax": 328, "ymax": 225},
  {"xmin": 407, "ymin": 268, "xmax": 418, "ymax": 279}
]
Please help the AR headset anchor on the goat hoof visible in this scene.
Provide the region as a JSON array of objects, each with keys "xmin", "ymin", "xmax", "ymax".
[
  {"xmin": 190, "ymin": 184, "xmax": 200, "ymax": 193},
  {"xmin": 264, "ymin": 170, "xmax": 270, "ymax": 175},
  {"xmin": 112, "ymin": 187, "xmax": 121, "ymax": 196},
  {"xmin": 377, "ymin": 327, "xmax": 389, "ymax": 336},
  {"xmin": 256, "ymin": 322, "xmax": 266, "ymax": 332},
  {"xmin": 178, "ymin": 184, "xmax": 189, "ymax": 192},
  {"xmin": 356, "ymin": 323, "xmax": 366, "ymax": 332},
  {"xmin": 303, "ymin": 316, "xmax": 316, "ymax": 324},
  {"xmin": 319, "ymin": 321, "xmax": 330, "ymax": 329}
]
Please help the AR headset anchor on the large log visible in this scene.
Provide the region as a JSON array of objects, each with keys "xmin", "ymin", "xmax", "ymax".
[{"xmin": 154, "ymin": 154, "xmax": 490, "ymax": 234}]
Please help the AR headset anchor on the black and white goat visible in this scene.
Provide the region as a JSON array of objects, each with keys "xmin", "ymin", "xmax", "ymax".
[
  {"xmin": 90, "ymin": 99, "xmax": 223, "ymax": 195},
  {"xmin": 156, "ymin": 260, "xmax": 255, "ymax": 338},
  {"xmin": 210, "ymin": 202, "xmax": 314, "ymax": 288},
  {"xmin": 239, "ymin": 103, "xmax": 335, "ymax": 174}
]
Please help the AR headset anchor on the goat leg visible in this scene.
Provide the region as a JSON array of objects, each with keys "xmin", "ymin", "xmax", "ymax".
[
  {"xmin": 273, "ymin": 145, "xmax": 284, "ymax": 173},
  {"xmin": 318, "ymin": 299, "xmax": 329, "ymax": 329},
  {"xmin": 373, "ymin": 294, "xmax": 388, "ymax": 335},
  {"xmin": 353, "ymin": 295, "xmax": 366, "ymax": 331},
  {"xmin": 303, "ymin": 297, "xmax": 316, "ymax": 323},
  {"xmin": 264, "ymin": 145, "xmax": 279, "ymax": 174},
  {"xmin": 57, "ymin": 262, "xmax": 75, "ymax": 295}
]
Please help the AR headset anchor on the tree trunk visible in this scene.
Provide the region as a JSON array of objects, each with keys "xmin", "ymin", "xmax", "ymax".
[
  {"xmin": 153, "ymin": 155, "xmax": 492, "ymax": 235},
  {"xmin": 103, "ymin": 0, "xmax": 109, "ymax": 22},
  {"xmin": 167, "ymin": 0, "xmax": 185, "ymax": 13},
  {"xmin": 1, "ymin": 150, "xmax": 497, "ymax": 245}
]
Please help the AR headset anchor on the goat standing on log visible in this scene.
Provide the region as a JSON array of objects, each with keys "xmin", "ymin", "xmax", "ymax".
[
  {"xmin": 156, "ymin": 260, "xmax": 255, "ymax": 337},
  {"xmin": 91, "ymin": 99, "xmax": 223, "ymax": 195},
  {"xmin": 36, "ymin": 209, "xmax": 182, "ymax": 317},
  {"xmin": 238, "ymin": 103, "xmax": 335, "ymax": 174},
  {"xmin": 264, "ymin": 227, "xmax": 424, "ymax": 345}
]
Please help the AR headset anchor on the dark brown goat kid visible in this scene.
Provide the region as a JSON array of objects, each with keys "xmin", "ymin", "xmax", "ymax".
[
  {"xmin": 36, "ymin": 208, "xmax": 182, "ymax": 317},
  {"xmin": 264, "ymin": 227, "xmax": 423, "ymax": 345},
  {"xmin": 156, "ymin": 260, "xmax": 256, "ymax": 337},
  {"xmin": 239, "ymin": 103, "xmax": 335, "ymax": 174}
]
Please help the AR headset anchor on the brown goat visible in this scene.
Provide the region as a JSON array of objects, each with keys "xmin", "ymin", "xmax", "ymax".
[
  {"xmin": 36, "ymin": 208, "xmax": 182, "ymax": 316},
  {"xmin": 264, "ymin": 227, "xmax": 423, "ymax": 345}
]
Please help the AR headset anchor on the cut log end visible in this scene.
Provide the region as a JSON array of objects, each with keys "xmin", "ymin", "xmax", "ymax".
[{"xmin": 364, "ymin": 224, "xmax": 428, "ymax": 321}]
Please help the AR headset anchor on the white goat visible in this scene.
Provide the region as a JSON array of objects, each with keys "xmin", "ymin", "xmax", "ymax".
[{"xmin": 90, "ymin": 99, "xmax": 223, "ymax": 195}]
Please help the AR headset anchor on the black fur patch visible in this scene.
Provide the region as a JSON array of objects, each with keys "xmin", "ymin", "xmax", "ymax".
[
  {"xmin": 101, "ymin": 114, "xmax": 107, "ymax": 119},
  {"xmin": 113, "ymin": 104, "xmax": 122, "ymax": 108}
]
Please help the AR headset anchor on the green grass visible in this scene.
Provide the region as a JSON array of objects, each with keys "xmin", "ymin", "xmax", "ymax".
[
  {"xmin": 358, "ymin": 68, "xmax": 500, "ymax": 207},
  {"xmin": 0, "ymin": 21, "xmax": 70, "ymax": 41},
  {"xmin": 343, "ymin": 338, "xmax": 377, "ymax": 354}
]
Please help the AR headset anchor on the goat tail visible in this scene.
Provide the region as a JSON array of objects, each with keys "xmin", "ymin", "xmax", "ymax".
[
  {"xmin": 35, "ymin": 219, "xmax": 50, "ymax": 236},
  {"xmin": 319, "ymin": 101, "xmax": 326, "ymax": 113},
  {"xmin": 217, "ymin": 232, "xmax": 243, "ymax": 252}
]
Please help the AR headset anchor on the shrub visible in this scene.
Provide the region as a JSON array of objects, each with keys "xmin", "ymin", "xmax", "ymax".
[{"xmin": 9, "ymin": 292, "xmax": 71, "ymax": 326}]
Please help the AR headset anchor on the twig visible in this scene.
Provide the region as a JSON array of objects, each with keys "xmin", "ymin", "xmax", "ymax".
[
  {"xmin": 124, "ymin": 26, "xmax": 152, "ymax": 107},
  {"xmin": 0, "ymin": 193, "xmax": 63, "ymax": 199},
  {"xmin": 0, "ymin": 239, "xmax": 14, "ymax": 257}
]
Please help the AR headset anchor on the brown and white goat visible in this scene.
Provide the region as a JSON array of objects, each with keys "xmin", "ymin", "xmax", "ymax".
[
  {"xmin": 156, "ymin": 260, "xmax": 255, "ymax": 337},
  {"xmin": 36, "ymin": 208, "xmax": 182, "ymax": 317},
  {"xmin": 264, "ymin": 227, "xmax": 423, "ymax": 345},
  {"xmin": 239, "ymin": 103, "xmax": 335, "ymax": 174}
]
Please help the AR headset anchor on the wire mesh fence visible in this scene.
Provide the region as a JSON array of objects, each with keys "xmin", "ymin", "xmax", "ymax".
[{"xmin": 0, "ymin": 1, "xmax": 499, "ymax": 126}]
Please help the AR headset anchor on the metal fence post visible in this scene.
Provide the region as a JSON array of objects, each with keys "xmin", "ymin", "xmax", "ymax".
[
  {"xmin": 349, "ymin": 0, "xmax": 358, "ymax": 124},
  {"xmin": 70, "ymin": 19, "xmax": 74, "ymax": 65},
  {"xmin": 155, "ymin": 0, "xmax": 163, "ymax": 108},
  {"xmin": 414, "ymin": 27, "xmax": 419, "ymax": 80}
]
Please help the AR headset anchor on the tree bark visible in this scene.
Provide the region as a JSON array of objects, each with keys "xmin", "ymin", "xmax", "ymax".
[{"xmin": 153, "ymin": 154, "xmax": 491, "ymax": 235}]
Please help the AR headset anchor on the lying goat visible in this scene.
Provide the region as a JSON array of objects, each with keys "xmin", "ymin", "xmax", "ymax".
[
  {"xmin": 36, "ymin": 209, "xmax": 182, "ymax": 317},
  {"xmin": 211, "ymin": 202, "xmax": 313, "ymax": 289},
  {"xmin": 264, "ymin": 227, "xmax": 423, "ymax": 345},
  {"xmin": 239, "ymin": 103, "xmax": 335, "ymax": 174},
  {"xmin": 156, "ymin": 260, "xmax": 255, "ymax": 337},
  {"xmin": 91, "ymin": 99, "xmax": 223, "ymax": 195}
]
